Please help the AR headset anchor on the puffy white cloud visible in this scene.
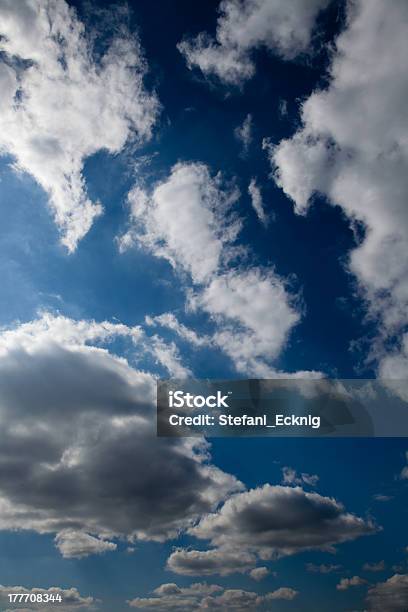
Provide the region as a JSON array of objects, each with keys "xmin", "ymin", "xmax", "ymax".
[
  {"xmin": 178, "ymin": 0, "xmax": 329, "ymax": 85},
  {"xmin": 0, "ymin": 313, "xmax": 242, "ymax": 550},
  {"xmin": 191, "ymin": 268, "xmax": 300, "ymax": 373},
  {"xmin": 0, "ymin": 0, "xmax": 158, "ymax": 251},
  {"xmin": 119, "ymin": 163, "xmax": 241, "ymax": 284},
  {"xmin": 366, "ymin": 573, "xmax": 408, "ymax": 610},
  {"xmin": 54, "ymin": 530, "xmax": 117, "ymax": 559},
  {"xmin": 270, "ymin": 0, "xmax": 408, "ymax": 375},
  {"xmin": 0, "ymin": 585, "xmax": 96, "ymax": 611},
  {"xmin": 248, "ymin": 178, "xmax": 269, "ymax": 226},
  {"xmin": 121, "ymin": 162, "xmax": 315, "ymax": 378},
  {"xmin": 187, "ymin": 484, "xmax": 377, "ymax": 561},
  {"xmin": 337, "ymin": 576, "xmax": 366, "ymax": 591}
]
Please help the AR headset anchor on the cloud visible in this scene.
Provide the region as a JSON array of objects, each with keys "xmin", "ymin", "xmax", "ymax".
[
  {"xmin": 121, "ymin": 162, "xmax": 316, "ymax": 377},
  {"xmin": 366, "ymin": 574, "xmax": 408, "ymax": 610},
  {"xmin": 0, "ymin": 313, "xmax": 242, "ymax": 550},
  {"xmin": 127, "ymin": 582, "xmax": 297, "ymax": 611},
  {"xmin": 187, "ymin": 485, "xmax": 376, "ymax": 561},
  {"xmin": 337, "ymin": 576, "xmax": 367, "ymax": 591},
  {"xmin": 249, "ymin": 567, "xmax": 269, "ymax": 581},
  {"xmin": 363, "ymin": 561, "xmax": 385, "ymax": 573},
  {"xmin": 373, "ymin": 494, "xmax": 393, "ymax": 502},
  {"xmin": 248, "ymin": 178, "xmax": 269, "ymax": 226},
  {"xmin": 234, "ymin": 114, "xmax": 253, "ymax": 154},
  {"xmin": 166, "ymin": 485, "xmax": 376, "ymax": 577},
  {"xmin": 178, "ymin": 0, "xmax": 329, "ymax": 85},
  {"xmin": 166, "ymin": 547, "xmax": 257, "ymax": 576},
  {"xmin": 0, "ymin": 586, "xmax": 96, "ymax": 611},
  {"xmin": 119, "ymin": 163, "xmax": 241, "ymax": 284},
  {"xmin": 306, "ymin": 563, "xmax": 342, "ymax": 574},
  {"xmin": 282, "ymin": 466, "xmax": 319, "ymax": 487},
  {"xmin": 0, "ymin": 0, "xmax": 158, "ymax": 251},
  {"xmin": 145, "ymin": 313, "xmax": 210, "ymax": 348},
  {"xmin": 269, "ymin": 0, "xmax": 408, "ymax": 375},
  {"xmin": 54, "ymin": 530, "xmax": 117, "ymax": 559}
]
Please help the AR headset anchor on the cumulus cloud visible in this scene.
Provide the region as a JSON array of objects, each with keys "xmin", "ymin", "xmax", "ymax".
[
  {"xmin": 0, "ymin": 313, "xmax": 242, "ymax": 551},
  {"xmin": 145, "ymin": 313, "xmax": 210, "ymax": 348},
  {"xmin": 54, "ymin": 530, "xmax": 117, "ymax": 559},
  {"xmin": 121, "ymin": 162, "xmax": 313, "ymax": 377},
  {"xmin": 0, "ymin": 0, "xmax": 158, "ymax": 251},
  {"xmin": 187, "ymin": 485, "xmax": 376, "ymax": 561},
  {"xmin": 0, "ymin": 585, "xmax": 96, "ymax": 611},
  {"xmin": 336, "ymin": 576, "xmax": 367, "ymax": 591},
  {"xmin": 166, "ymin": 547, "xmax": 257, "ymax": 577},
  {"xmin": 178, "ymin": 0, "xmax": 329, "ymax": 85},
  {"xmin": 366, "ymin": 574, "xmax": 408, "ymax": 610},
  {"xmin": 127, "ymin": 582, "xmax": 297, "ymax": 611},
  {"xmin": 167, "ymin": 485, "xmax": 376, "ymax": 578},
  {"xmin": 270, "ymin": 0, "xmax": 408, "ymax": 375},
  {"xmin": 248, "ymin": 178, "xmax": 269, "ymax": 226}
]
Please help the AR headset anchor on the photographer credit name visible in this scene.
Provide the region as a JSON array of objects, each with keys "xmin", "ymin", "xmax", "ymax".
[{"xmin": 166, "ymin": 390, "xmax": 321, "ymax": 430}]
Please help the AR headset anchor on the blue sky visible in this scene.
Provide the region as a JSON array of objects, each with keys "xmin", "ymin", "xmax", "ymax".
[{"xmin": 0, "ymin": 0, "xmax": 407, "ymax": 611}]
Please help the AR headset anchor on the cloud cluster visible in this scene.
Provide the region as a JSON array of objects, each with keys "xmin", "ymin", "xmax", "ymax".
[
  {"xmin": 178, "ymin": 0, "xmax": 329, "ymax": 85},
  {"xmin": 127, "ymin": 582, "xmax": 297, "ymax": 611},
  {"xmin": 121, "ymin": 162, "xmax": 306, "ymax": 376},
  {"xmin": 0, "ymin": 0, "xmax": 158, "ymax": 251},
  {"xmin": 167, "ymin": 484, "xmax": 376, "ymax": 577},
  {"xmin": 0, "ymin": 313, "xmax": 242, "ymax": 554},
  {"xmin": 248, "ymin": 178, "xmax": 269, "ymax": 227},
  {"xmin": 269, "ymin": 0, "xmax": 408, "ymax": 375},
  {"xmin": 281, "ymin": 466, "xmax": 319, "ymax": 487},
  {"xmin": 366, "ymin": 573, "xmax": 408, "ymax": 611}
]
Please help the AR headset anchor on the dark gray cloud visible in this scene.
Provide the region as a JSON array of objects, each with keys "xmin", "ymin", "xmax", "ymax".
[
  {"xmin": 0, "ymin": 315, "xmax": 242, "ymax": 553},
  {"xmin": 187, "ymin": 485, "xmax": 377, "ymax": 560}
]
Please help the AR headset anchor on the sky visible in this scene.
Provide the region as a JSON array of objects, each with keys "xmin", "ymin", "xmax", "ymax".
[{"xmin": 0, "ymin": 0, "xmax": 407, "ymax": 610}]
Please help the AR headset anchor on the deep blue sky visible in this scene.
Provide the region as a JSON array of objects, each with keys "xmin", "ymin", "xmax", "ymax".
[{"xmin": 0, "ymin": 1, "xmax": 407, "ymax": 611}]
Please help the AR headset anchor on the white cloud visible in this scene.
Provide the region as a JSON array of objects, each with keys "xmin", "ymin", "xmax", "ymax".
[
  {"xmin": 121, "ymin": 162, "xmax": 317, "ymax": 378},
  {"xmin": 363, "ymin": 561, "xmax": 385, "ymax": 573},
  {"xmin": 306, "ymin": 563, "xmax": 342, "ymax": 574},
  {"xmin": 145, "ymin": 313, "xmax": 210, "ymax": 348},
  {"xmin": 337, "ymin": 576, "xmax": 366, "ymax": 591},
  {"xmin": 269, "ymin": 0, "xmax": 408, "ymax": 375},
  {"xmin": 248, "ymin": 178, "xmax": 269, "ymax": 226},
  {"xmin": 178, "ymin": 0, "xmax": 329, "ymax": 85},
  {"xmin": 366, "ymin": 574, "xmax": 408, "ymax": 610},
  {"xmin": 0, "ymin": 0, "xmax": 158, "ymax": 251},
  {"xmin": 234, "ymin": 113, "xmax": 253, "ymax": 154},
  {"xmin": 119, "ymin": 163, "xmax": 241, "ymax": 284},
  {"xmin": 0, "ymin": 313, "xmax": 242, "ymax": 549},
  {"xmin": 54, "ymin": 530, "xmax": 117, "ymax": 559},
  {"xmin": 0, "ymin": 585, "xmax": 96, "ymax": 611}
]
